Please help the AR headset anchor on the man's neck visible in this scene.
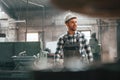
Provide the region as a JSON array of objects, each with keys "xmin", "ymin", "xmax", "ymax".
[{"xmin": 68, "ymin": 31, "xmax": 75, "ymax": 35}]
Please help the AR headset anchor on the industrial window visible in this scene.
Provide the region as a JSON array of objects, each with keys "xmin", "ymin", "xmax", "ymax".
[
  {"xmin": 0, "ymin": 7, "xmax": 1, "ymax": 11},
  {"xmin": 81, "ymin": 31, "xmax": 91, "ymax": 40},
  {"xmin": 79, "ymin": 30, "xmax": 91, "ymax": 43},
  {"xmin": 27, "ymin": 33, "xmax": 39, "ymax": 41}
]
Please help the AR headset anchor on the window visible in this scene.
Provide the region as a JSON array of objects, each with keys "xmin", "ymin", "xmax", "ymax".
[
  {"xmin": 79, "ymin": 30, "xmax": 91, "ymax": 43},
  {"xmin": 0, "ymin": 7, "xmax": 1, "ymax": 12},
  {"xmin": 27, "ymin": 33, "xmax": 39, "ymax": 41},
  {"xmin": 77, "ymin": 25, "xmax": 91, "ymax": 43},
  {"xmin": 46, "ymin": 41, "xmax": 57, "ymax": 53}
]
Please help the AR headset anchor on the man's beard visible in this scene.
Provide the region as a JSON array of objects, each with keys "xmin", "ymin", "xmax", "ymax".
[{"xmin": 71, "ymin": 28, "xmax": 76, "ymax": 31}]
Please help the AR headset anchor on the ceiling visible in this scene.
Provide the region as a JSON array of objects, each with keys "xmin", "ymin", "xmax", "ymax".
[
  {"xmin": 2, "ymin": 0, "xmax": 120, "ymax": 19},
  {"xmin": 0, "ymin": 0, "xmax": 55, "ymax": 19},
  {"xmin": 0, "ymin": 0, "xmax": 52, "ymax": 9}
]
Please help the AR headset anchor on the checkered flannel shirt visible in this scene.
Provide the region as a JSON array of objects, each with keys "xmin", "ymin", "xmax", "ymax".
[{"xmin": 55, "ymin": 31, "xmax": 93, "ymax": 62}]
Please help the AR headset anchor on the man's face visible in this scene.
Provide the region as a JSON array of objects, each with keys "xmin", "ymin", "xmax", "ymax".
[{"xmin": 66, "ymin": 18, "xmax": 77, "ymax": 31}]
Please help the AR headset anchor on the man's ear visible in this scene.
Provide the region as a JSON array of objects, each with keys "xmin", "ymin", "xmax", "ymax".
[{"xmin": 65, "ymin": 22, "xmax": 69, "ymax": 26}]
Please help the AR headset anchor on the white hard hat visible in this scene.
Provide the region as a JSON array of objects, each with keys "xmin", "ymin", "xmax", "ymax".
[{"xmin": 65, "ymin": 14, "xmax": 77, "ymax": 23}]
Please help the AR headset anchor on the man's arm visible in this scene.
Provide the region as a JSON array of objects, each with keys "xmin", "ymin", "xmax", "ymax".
[
  {"xmin": 84, "ymin": 44, "xmax": 93, "ymax": 62},
  {"xmin": 82, "ymin": 37, "xmax": 93, "ymax": 62},
  {"xmin": 55, "ymin": 37, "xmax": 64, "ymax": 61}
]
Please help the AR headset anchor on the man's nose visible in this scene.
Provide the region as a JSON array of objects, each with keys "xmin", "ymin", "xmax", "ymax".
[{"xmin": 74, "ymin": 23, "xmax": 77, "ymax": 26}]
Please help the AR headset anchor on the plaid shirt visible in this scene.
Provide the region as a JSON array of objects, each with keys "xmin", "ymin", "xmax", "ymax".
[{"xmin": 55, "ymin": 31, "xmax": 93, "ymax": 62}]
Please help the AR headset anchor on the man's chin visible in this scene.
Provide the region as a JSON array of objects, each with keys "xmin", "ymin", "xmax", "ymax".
[{"xmin": 72, "ymin": 29, "xmax": 76, "ymax": 31}]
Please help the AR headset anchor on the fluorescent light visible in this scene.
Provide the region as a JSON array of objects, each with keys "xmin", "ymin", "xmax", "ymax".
[{"xmin": 9, "ymin": 20, "xmax": 26, "ymax": 23}]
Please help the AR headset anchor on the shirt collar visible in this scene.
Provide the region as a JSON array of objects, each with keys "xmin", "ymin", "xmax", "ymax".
[{"xmin": 66, "ymin": 31, "xmax": 78, "ymax": 36}]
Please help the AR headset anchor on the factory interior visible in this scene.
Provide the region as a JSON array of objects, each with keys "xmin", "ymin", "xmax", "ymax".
[{"xmin": 0, "ymin": 0, "xmax": 120, "ymax": 80}]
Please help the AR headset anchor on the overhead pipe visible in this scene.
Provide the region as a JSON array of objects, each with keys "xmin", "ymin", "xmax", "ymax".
[{"xmin": 9, "ymin": 20, "xmax": 26, "ymax": 24}]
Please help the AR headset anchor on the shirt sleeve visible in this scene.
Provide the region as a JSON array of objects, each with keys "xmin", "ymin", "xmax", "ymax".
[
  {"xmin": 55, "ymin": 37, "xmax": 64, "ymax": 61},
  {"xmin": 84, "ymin": 44, "xmax": 93, "ymax": 62},
  {"xmin": 82, "ymin": 37, "xmax": 93, "ymax": 62}
]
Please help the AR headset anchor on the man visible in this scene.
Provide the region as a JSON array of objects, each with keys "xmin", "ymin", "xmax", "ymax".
[
  {"xmin": 89, "ymin": 32, "xmax": 100, "ymax": 62},
  {"xmin": 55, "ymin": 14, "xmax": 93, "ymax": 69}
]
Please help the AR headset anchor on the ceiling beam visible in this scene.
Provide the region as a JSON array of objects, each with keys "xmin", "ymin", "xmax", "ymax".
[
  {"xmin": 1, "ymin": 0, "xmax": 9, "ymax": 8},
  {"xmin": 21, "ymin": 0, "xmax": 44, "ymax": 8},
  {"xmin": 0, "ymin": 0, "xmax": 17, "ymax": 19}
]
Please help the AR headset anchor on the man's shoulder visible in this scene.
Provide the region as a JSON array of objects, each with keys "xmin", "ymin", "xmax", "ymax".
[
  {"xmin": 58, "ymin": 33, "xmax": 68, "ymax": 39},
  {"xmin": 76, "ymin": 31, "xmax": 85, "ymax": 37}
]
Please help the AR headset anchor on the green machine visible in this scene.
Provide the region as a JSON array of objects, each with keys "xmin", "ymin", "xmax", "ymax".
[{"xmin": 0, "ymin": 42, "xmax": 47, "ymax": 70}]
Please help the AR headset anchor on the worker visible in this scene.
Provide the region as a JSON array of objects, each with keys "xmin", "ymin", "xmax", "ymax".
[
  {"xmin": 54, "ymin": 13, "xmax": 93, "ymax": 69},
  {"xmin": 89, "ymin": 32, "xmax": 101, "ymax": 62}
]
